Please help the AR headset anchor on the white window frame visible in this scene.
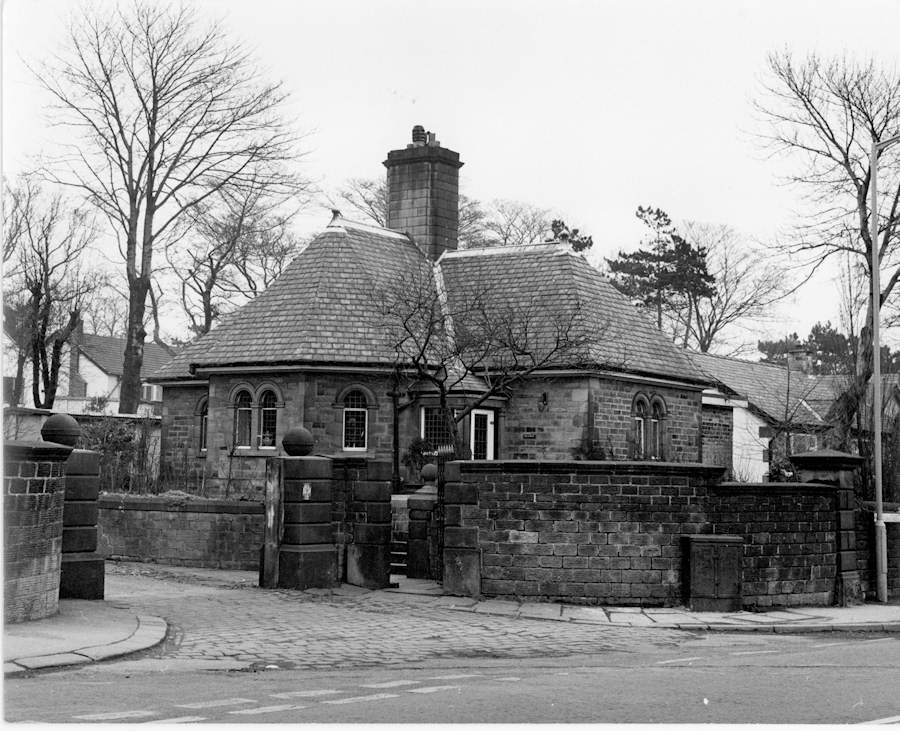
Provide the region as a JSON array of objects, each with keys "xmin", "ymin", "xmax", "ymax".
[
  {"xmin": 470, "ymin": 408, "xmax": 495, "ymax": 460},
  {"xmin": 342, "ymin": 392, "xmax": 368, "ymax": 451},
  {"xmin": 257, "ymin": 390, "xmax": 278, "ymax": 449}
]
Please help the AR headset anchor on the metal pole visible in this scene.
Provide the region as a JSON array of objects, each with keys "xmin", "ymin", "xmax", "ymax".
[{"xmin": 870, "ymin": 141, "xmax": 888, "ymax": 603}]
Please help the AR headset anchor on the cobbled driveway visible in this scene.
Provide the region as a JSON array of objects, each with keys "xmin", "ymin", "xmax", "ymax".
[{"xmin": 106, "ymin": 563, "xmax": 686, "ymax": 670}]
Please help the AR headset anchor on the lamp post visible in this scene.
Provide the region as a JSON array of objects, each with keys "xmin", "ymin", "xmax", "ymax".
[{"xmin": 869, "ymin": 132, "xmax": 900, "ymax": 603}]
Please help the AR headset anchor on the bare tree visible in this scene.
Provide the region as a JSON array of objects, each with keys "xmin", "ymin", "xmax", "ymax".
[
  {"xmin": 756, "ymin": 51, "xmax": 900, "ymax": 446},
  {"xmin": 482, "ymin": 199, "xmax": 552, "ymax": 247},
  {"xmin": 379, "ymin": 265, "xmax": 597, "ymax": 457},
  {"xmin": 3, "ymin": 176, "xmax": 101, "ymax": 408},
  {"xmin": 80, "ymin": 285, "xmax": 129, "ymax": 337},
  {"xmin": 35, "ymin": 2, "xmax": 304, "ymax": 412},
  {"xmin": 168, "ymin": 181, "xmax": 302, "ymax": 335},
  {"xmin": 676, "ymin": 221, "xmax": 791, "ymax": 353}
]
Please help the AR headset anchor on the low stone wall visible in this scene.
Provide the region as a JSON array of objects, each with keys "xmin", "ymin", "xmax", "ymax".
[
  {"xmin": 856, "ymin": 502, "xmax": 900, "ymax": 598},
  {"xmin": 97, "ymin": 495, "xmax": 264, "ymax": 570},
  {"xmin": 444, "ymin": 460, "xmax": 723, "ymax": 605},
  {"xmin": 4, "ymin": 441, "xmax": 73, "ymax": 622},
  {"xmin": 709, "ymin": 483, "xmax": 837, "ymax": 607}
]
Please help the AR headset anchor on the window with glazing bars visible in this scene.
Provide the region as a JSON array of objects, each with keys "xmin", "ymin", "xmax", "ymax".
[
  {"xmin": 258, "ymin": 390, "xmax": 278, "ymax": 447},
  {"xmin": 343, "ymin": 390, "xmax": 367, "ymax": 449}
]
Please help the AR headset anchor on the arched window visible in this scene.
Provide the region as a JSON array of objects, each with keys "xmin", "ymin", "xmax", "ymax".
[
  {"xmin": 633, "ymin": 397, "xmax": 648, "ymax": 458},
  {"xmin": 234, "ymin": 390, "xmax": 252, "ymax": 448},
  {"xmin": 198, "ymin": 398, "xmax": 209, "ymax": 452},
  {"xmin": 649, "ymin": 398, "xmax": 666, "ymax": 459},
  {"xmin": 258, "ymin": 390, "xmax": 278, "ymax": 448},
  {"xmin": 342, "ymin": 390, "xmax": 368, "ymax": 450}
]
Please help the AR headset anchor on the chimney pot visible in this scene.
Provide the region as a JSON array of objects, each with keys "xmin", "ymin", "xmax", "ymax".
[{"xmin": 412, "ymin": 125, "xmax": 426, "ymax": 144}]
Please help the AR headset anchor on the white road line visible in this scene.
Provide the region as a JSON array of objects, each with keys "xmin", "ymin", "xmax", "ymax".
[
  {"xmin": 323, "ymin": 693, "xmax": 399, "ymax": 705},
  {"xmin": 495, "ymin": 677, "xmax": 521, "ymax": 682},
  {"xmin": 810, "ymin": 642, "xmax": 853, "ymax": 648},
  {"xmin": 229, "ymin": 704, "xmax": 306, "ymax": 715},
  {"xmin": 656, "ymin": 657, "xmax": 702, "ymax": 664},
  {"xmin": 143, "ymin": 717, "xmax": 207, "ymax": 724},
  {"xmin": 859, "ymin": 714, "xmax": 900, "ymax": 724},
  {"xmin": 862, "ymin": 638, "xmax": 894, "ymax": 643},
  {"xmin": 74, "ymin": 710, "xmax": 156, "ymax": 721},
  {"xmin": 174, "ymin": 698, "xmax": 257, "ymax": 709},
  {"xmin": 362, "ymin": 680, "xmax": 421, "ymax": 688},
  {"xmin": 731, "ymin": 650, "xmax": 780, "ymax": 656},
  {"xmin": 270, "ymin": 690, "xmax": 341, "ymax": 699},
  {"xmin": 407, "ymin": 685, "xmax": 460, "ymax": 694},
  {"xmin": 427, "ymin": 673, "xmax": 484, "ymax": 680}
]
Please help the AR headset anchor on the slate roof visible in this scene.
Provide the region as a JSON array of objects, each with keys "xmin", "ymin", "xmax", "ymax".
[
  {"xmin": 151, "ymin": 217, "xmax": 708, "ymax": 386},
  {"xmin": 439, "ymin": 245, "xmax": 708, "ymax": 383},
  {"xmin": 151, "ymin": 217, "xmax": 432, "ymax": 379},
  {"xmin": 79, "ymin": 333, "xmax": 172, "ymax": 379},
  {"xmin": 686, "ymin": 351, "xmax": 833, "ymax": 427}
]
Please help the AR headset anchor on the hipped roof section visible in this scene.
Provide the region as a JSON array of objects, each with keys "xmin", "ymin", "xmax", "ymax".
[{"xmin": 151, "ymin": 218, "xmax": 708, "ymax": 386}]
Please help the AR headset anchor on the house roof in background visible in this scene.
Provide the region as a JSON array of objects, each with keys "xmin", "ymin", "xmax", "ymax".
[
  {"xmin": 79, "ymin": 333, "xmax": 172, "ymax": 379},
  {"xmin": 686, "ymin": 351, "xmax": 858, "ymax": 427}
]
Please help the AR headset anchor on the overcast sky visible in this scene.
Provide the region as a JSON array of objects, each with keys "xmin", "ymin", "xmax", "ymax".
[{"xmin": 3, "ymin": 0, "xmax": 899, "ymax": 349}]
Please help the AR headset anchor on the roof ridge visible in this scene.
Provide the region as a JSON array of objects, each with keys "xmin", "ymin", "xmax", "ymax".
[
  {"xmin": 440, "ymin": 242, "xmax": 570, "ymax": 259},
  {"xmin": 687, "ymin": 349, "xmax": 790, "ymax": 371},
  {"xmin": 326, "ymin": 213, "xmax": 411, "ymax": 240}
]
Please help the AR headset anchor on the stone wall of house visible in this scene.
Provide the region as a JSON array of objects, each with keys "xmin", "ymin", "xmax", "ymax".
[
  {"xmin": 708, "ymin": 482, "xmax": 837, "ymax": 606},
  {"xmin": 97, "ymin": 495, "xmax": 265, "ymax": 570},
  {"xmin": 444, "ymin": 460, "xmax": 723, "ymax": 605},
  {"xmin": 4, "ymin": 441, "xmax": 73, "ymax": 622},
  {"xmin": 160, "ymin": 373, "xmax": 419, "ymax": 499},
  {"xmin": 159, "ymin": 383, "xmax": 209, "ymax": 491},
  {"xmin": 501, "ymin": 376, "xmax": 703, "ymax": 463},
  {"xmin": 701, "ymin": 404, "xmax": 733, "ymax": 476}
]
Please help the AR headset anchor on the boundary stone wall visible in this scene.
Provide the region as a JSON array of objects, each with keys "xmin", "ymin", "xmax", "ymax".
[
  {"xmin": 708, "ymin": 482, "xmax": 837, "ymax": 606},
  {"xmin": 97, "ymin": 495, "xmax": 264, "ymax": 570},
  {"xmin": 444, "ymin": 460, "xmax": 723, "ymax": 605},
  {"xmin": 4, "ymin": 441, "xmax": 73, "ymax": 622}
]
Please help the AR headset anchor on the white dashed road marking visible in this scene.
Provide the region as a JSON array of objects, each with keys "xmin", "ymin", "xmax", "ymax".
[
  {"xmin": 407, "ymin": 685, "xmax": 460, "ymax": 694},
  {"xmin": 656, "ymin": 657, "xmax": 702, "ymax": 664},
  {"xmin": 74, "ymin": 710, "xmax": 156, "ymax": 721},
  {"xmin": 495, "ymin": 677, "xmax": 521, "ymax": 681},
  {"xmin": 811, "ymin": 642, "xmax": 853, "ymax": 649},
  {"xmin": 229, "ymin": 704, "xmax": 306, "ymax": 715},
  {"xmin": 175, "ymin": 698, "xmax": 257, "ymax": 709},
  {"xmin": 322, "ymin": 693, "xmax": 400, "ymax": 705},
  {"xmin": 427, "ymin": 673, "xmax": 483, "ymax": 680},
  {"xmin": 861, "ymin": 638, "xmax": 894, "ymax": 643},
  {"xmin": 362, "ymin": 680, "xmax": 421, "ymax": 688},
  {"xmin": 270, "ymin": 690, "xmax": 341, "ymax": 699},
  {"xmin": 144, "ymin": 717, "xmax": 207, "ymax": 724},
  {"xmin": 731, "ymin": 650, "xmax": 780, "ymax": 656},
  {"xmin": 859, "ymin": 714, "xmax": 900, "ymax": 724}
]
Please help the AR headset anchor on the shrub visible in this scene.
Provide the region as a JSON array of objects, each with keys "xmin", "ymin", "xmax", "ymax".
[{"xmin": 79, "ymin": 417, "xmax": 160, "ymax": 494}]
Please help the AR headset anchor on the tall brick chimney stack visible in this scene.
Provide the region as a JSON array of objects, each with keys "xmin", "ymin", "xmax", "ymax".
[
  {"xmin": 787, "ymin": 342, "xmax": 814, "ymax": 375},
  {"xmin": 384, "ymin": 125, "xmax": 463, "ymax": 260}
]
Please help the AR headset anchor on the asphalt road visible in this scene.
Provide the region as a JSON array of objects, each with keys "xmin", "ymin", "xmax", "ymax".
[{"xmin": 5, "ymin": 632, "xmax": 899, "ymax": 723}]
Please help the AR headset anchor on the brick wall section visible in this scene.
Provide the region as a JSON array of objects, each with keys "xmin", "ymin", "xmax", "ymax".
[
  {"xmin": 159, "ymin": 383, "xmax": 208, "ymax": 490},
  {"xmin": 445, "ymin": 460, "xmax": 723, "ymax": 606},
  {"xmin": 708, "ymin": 482, "xmax": 837, "ymax": 606},
  {"xmin": 701, "ymin": 405, "xmax": 733, "ymax": 476},
  {"xmin": 502, "ymin": 377, "xmax": 703, "ymax": 462},
  {"xmin": 97, "ymin": 495, "xmax": 264, "ymax": 570},
  {"xmin": 4, "ymin": 441, "xmax": 73, "ymax": 622},
  {"xmin": 855, "ymin": 502, "xmax": 900, "ymax": 598}
]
